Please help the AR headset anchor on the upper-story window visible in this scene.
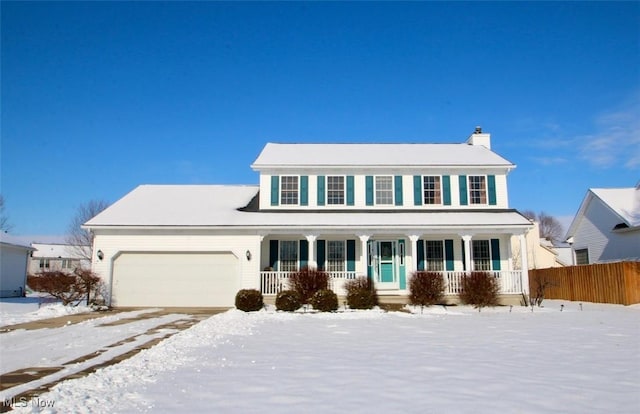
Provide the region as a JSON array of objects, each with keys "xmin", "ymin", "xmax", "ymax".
[
  {"xmin": 575, "ymin": 248, "xmax": 589, "ymax": 265},
  {"xmin": 327, "ymin": 176, "xmax": 345, "ymax": 205},
  {"xmin": 375, "ymin": 176, "xmax": 393, "ymax": 205},
  {"xmin": 280, "ymin": 176, "xmax": 299, "ymax": 205},
  {"xmin": 423, "ymin": 176, "xmax": 442, "ymax": 205},
  {"xmin": 469, "ymin": 176, "xmax": 487, "ymax": 204}
]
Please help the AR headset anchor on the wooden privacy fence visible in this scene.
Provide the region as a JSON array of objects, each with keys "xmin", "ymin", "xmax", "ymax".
[{"xmin": 529, "ymin": 261, "xmax": 640, "ymax": 305}]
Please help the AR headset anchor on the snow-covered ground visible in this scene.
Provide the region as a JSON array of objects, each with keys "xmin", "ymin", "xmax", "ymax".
[
  {"xmin": 0, "ymin": 296, "xmax": 93, "ymax": 326},
  {"xmin": 3, "ymin": 300, "xmax": 638, "ymax": 413}
]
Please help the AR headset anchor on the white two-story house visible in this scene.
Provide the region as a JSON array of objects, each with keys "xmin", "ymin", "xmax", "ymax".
[{"xmin": 85, "ymin": 128, "xmax": 533, "ymax": 308}]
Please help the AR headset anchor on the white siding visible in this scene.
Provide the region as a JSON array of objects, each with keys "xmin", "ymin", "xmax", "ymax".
[
  {"xmin": 0, "ymin": 245, "xmax": 29, "ymax": 297},
  {"xmin": 573, "ymin": 198, "xmax": 640, "ymax": 263},
  {"xmin": 92, "ymin": 232, "xmax": 261, "ymax": 304}
]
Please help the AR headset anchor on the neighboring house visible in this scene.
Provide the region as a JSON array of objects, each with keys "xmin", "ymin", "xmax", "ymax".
[
  {"xmin": 29, "ymin": 243, "xmax": 91, "ymax": 274},
  {"xmin": 84, "ymin": 128, "xmax": 534, "ymax": 308},
  {"xmin": 565, "ymin": 185, "xmax": 640, "ymax": 264},
  {"xmin": 511, "ymin": 221, "xmax": 568, "ymax": 270},
  {"xmin": 0, "ymin": 234, "xmax": 34, "ymax": 298}
]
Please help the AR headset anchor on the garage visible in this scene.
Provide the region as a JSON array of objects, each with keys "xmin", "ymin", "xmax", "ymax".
[{"xmin": 111, "ymin": 252, "xmax": 239, "ymax": 307}]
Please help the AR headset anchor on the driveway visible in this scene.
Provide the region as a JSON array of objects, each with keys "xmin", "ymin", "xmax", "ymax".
[{"xmin": 0, "ymin": 307, "xmax": 227, "ymax": 412}]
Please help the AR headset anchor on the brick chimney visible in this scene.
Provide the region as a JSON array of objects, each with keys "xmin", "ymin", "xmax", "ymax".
[{"xmin": 466, "ymin": 126, "xmax": 491, "ymax": 149}]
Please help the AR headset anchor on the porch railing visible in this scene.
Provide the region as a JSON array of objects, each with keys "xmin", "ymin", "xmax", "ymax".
[{"xmin": 260, "ymin": 270, "xmax": 523, "ymax": 296}]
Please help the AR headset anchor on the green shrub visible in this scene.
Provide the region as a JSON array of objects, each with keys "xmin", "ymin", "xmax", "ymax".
[
  {"xmin": 409, "ymin": 271, "xmax": 445, "ymax": 307},
  {"xmin": 275, "ymin": 290, "xmax": 302, "ymax": 312},
  {"xmin": 459, "ymin": 271, "xmax": 500, "ymax": 310},
  {"xmin": 289, "ymin": 267, "xmax": 330, "ymax": 304},
  {"xmin": 235, "ymin": 289, "xmax": 264, "ymax": 312},
  {"xmin": 345, "ymin": 277, "xmax": 377, "ymax": 310},
  {"xmin": 310, "ymin": 289, "xmax": 338, "ymax": 312}
]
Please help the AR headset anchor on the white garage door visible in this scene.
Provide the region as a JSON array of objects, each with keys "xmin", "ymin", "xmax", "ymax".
[{"xmin": 112, "ymin": 252, "xmax": 239, "ymax": 307}]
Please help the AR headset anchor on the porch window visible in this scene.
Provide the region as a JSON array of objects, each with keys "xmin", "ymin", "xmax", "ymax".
[
  {"xmin": 425, "ymin": 240, "xmax": 444, "ymax": 271},
  {"xmin": 468, "ymin": 176, "xmax": 487, "ymax": 205},
  {"xmin": 472, "ymin": 240, "xmax": 491, "ymax": 271},
  {"xmin": 39, "ymin": 259, "xmax": 50, "ymax": 269},
  {"xmin": 575, "ymin": 248, "xmax": 589, "ymax": 265},
  {"xmin": 327, "ymin": 241, "xmax": 345, "ymax": 272},
  {"xmin": 375, "ymin": 176, "xmax": 393, "ymax": 205},
  {"xmin": 279, "ymin": 241, "xmax": 298, "ymax": 271},
  {"xmin": 327, "ymin": 176, "xmax": 345, "ymax": 205},
  {"xmin": 61, "ymin": 259, "xmax": 76, "ymax": 269},
  {"xmin": 280, "ymin": 176, "xmax": 299, "ymax": 205},
  {"xmin": 423, "ymin": 176, "xmax": 442, "ymax": 204}
]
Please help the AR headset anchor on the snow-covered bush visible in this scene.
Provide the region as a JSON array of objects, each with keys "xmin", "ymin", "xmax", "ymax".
[
  {"xmin": 275, "ymin": 290, "xmax": 302, "ymax": 312},
  {"xmin": 459, "ymin": 271, "xmax": 500, "ymax": 310},
  {"xmin": 409, "ymin": 271, "xmax": 445, "ymax": 307},
  {"xmin": 235, "ymin": 289, "xmax": 264, "ymax": 312},
  {"xmin": 310, "ymin": 289, "xmax": 338, "ymax": 312},
  {"xmin": 345, "ymin": 277, "xmax": 377, "ymax": 309}
]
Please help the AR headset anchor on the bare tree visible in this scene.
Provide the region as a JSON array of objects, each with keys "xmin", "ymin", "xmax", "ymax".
[
  {"xmin": 520, "ymin": 210, "xmax": 563, "ymax": 243},
  {"xmin": 0, "ymin": 195, "xmax": 13, "ymax": 232},
  {"xmin": 66, "ymin": 199, "xmax": 110, "ymax": 263}
]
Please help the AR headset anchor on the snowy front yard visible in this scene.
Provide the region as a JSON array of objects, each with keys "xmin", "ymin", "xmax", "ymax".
[{"xmin": 5, "ymin": 301, "xmax": 640, "ymax": 413}]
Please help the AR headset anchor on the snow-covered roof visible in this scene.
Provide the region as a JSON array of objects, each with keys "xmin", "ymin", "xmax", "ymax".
[
  {"xmin": 85, "ymin": 185, "xmax": 531, "ymax": 232},
  {"xmin": 0, "ymin": 234, "xmax": 35, "ymax": 250},
  {"xmin": 251, "ymin": 143, "xmax": 515, "ymax": 169},
  {"xmin": 30, "ymin": 243, "xmax": 89, "ymax": 259},
  {"xmin": 566, "ymin": 186, "xmax": 640, "ymax": 238}
]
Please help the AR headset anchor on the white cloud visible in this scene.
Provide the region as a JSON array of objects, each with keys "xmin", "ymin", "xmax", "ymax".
[{"xmin": 577, "ymin": 95, "xmax": 640, "ymax": 169}]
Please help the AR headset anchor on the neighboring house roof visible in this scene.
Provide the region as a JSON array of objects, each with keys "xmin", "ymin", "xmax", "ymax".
[
  {"xmin": 251, "ymin": 143, "xmax": 515, "ymax": 169},
  {"xmin": 0, "ymin": 233, "xmax": 35, "ymax": 251},
  {"xmin": 566, "ymin": 186, "xmax": 640, "ymax": 239},
  {"xmin": 31, "ymin": 243, "xmax": 90, "ymax": 259},
  {"xmin": 84, "ymin": 185, "xmax": 531, "ymax": 231}
]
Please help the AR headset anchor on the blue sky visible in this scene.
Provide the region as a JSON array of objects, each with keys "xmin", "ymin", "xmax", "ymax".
[{"xmin": 1, "ymin": 1, "xmax": 638, "ymax": 239}]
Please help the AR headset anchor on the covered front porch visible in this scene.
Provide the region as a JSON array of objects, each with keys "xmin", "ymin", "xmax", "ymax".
[{"xmin": 256, "ymin": 230, "xmax": 531, "ymax": 303}]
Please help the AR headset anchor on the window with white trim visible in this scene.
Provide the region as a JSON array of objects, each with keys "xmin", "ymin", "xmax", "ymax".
[
  {"xmin": 327, "ymin": 241, "xmax": 345, "ymax": 272},
  {"xmin": 472, "ymin": 240, "xmax": 491, "ymax": 271},
  {"xmin": 575, "ymin": 249, "xmax": 589, "ymax": 265},
  {"xmin": 280, "ymin": 176, "xmax": 299, "ymax": 205},
  {"xmin": 375, "ymin": 176, "xmax": 393, "ymax": 205},
  {"xmin": 39, "ymin": 259, "xmax": 50, "ymax": 269},
  {"xmin": 423, "ymin": 176, "xmax": 442, "ymax": 205},
  {"xmin": 327, "ymin": 176, "xmax": 345, "ymax": 205},
  {"xmin": 469, "ymin": 176, "xmax": 487, "ymax": 205},
  {"xmin": 279, "ymin": 241, "xmax": 298, "ymax": 271},
  {"xmin": 425, "ymin": 240, "xmax": 444, "ymax": 271}
]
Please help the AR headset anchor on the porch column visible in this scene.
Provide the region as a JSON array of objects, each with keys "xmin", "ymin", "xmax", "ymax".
[
  {"xmin": 306, "ymin": 234, "xmax": 318, "ymax": 268},
  {"xmin": 358, "ymin": 234, "xmax": 371, "ymax": 277},
  {"xmin": 461, "ymin": 234, "xmax": 473, "ymax": 272},
  {"xmin": 519, "ymin": 233, "xmax": 530, "ymax": 295},
  {"xmin": 408, "ymin": 234, "xmax": 421, "ymax": 273}
]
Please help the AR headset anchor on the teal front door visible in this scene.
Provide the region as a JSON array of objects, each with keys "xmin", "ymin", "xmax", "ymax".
[{"xmin": 373, "ymin": 241, "xmax": 398, "ymax": 289}]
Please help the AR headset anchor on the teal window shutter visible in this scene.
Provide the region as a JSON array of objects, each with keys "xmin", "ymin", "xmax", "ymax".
[
  {"xmin": 444, "ymin": 239, "xmax": 454, "ymax": 271},
  {"xmin": 488, "ymin": 175, "xmax": 497, "ymax": 205},
  {"xmin": 442, "ymin": 175, "xmax": 451, "ymax": 206},
  {"xmin": 394, "ymin": 176, "xmax": 403, "ymax": 206},
  {"xmin": 346, "ymin": 240, "xmax": 356, "ymax": 271},
  {"xmin": 300, "ymin": 240, "xmax": 309, "ymax": 268},
  {"xmin": 417, "ymin": 239, "xmax": 425, "ymax": 271},
  {"xmin": 317, "ymin": 176, "xmax": 325, "ymax": 206},
  {"xmin": 459, "ymin": 175, "xmax": 468, "ymax": 205},
  {"xmin": 365, "ymin": 176, "xmax": 374, "ymax": 206},
  {"xmin": 270, "ymin": 176, "xmax": 279, "ymax": 206},
  {"xmin": 300, "ymin": 176, "xmax": 308, "ymax": 206},
  {"xmin": 346, "ymin": 176, "xmax": 355, "ymax": 206},
  {"xmin": 269, "ymin": 240, "xmax": 279, "ymax": 269},
  {"xmin": 317, "ymin": 240, "xmax": 326, "ymax": 270},
  {"xmin": 413, "ymin": 176, "xmax": 422, "ymax": 206},
  {"xmin": 491, "ymin": 239, "xmax": 501, "ymax": 270}
]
